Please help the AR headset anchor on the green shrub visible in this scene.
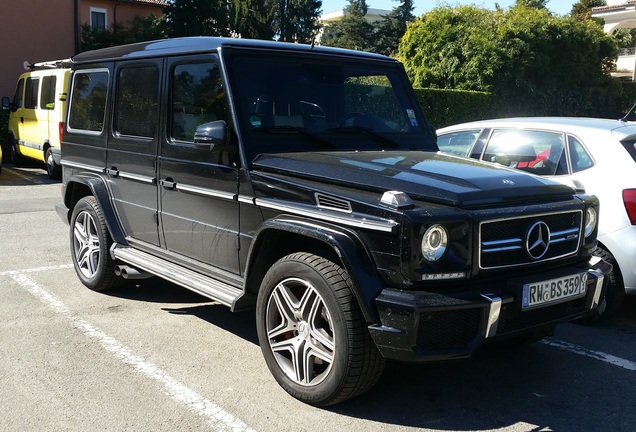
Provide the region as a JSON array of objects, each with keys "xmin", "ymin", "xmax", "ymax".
[{"xmin": 414, "ymin": 87, "xmax": 497, "ymax": 129}]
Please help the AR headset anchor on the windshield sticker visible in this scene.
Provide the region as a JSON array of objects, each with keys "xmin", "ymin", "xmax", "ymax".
[
  {"xmin": 406, "ymin": 109, "xmax": 418, "ymax": 127},
  {"xmin": 250, "ymin": 115, "xmax": 262, "ymax": 128}
]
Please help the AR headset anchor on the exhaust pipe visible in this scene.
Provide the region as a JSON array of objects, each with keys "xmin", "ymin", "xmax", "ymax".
[{"xmin": 114, "ymin": 264, "xmax": 151, "ymax": 280}]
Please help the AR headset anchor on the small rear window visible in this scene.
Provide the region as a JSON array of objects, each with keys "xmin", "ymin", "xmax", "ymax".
[
  {"xmin": 68, "ymin": 69, "xmax": 109, "ymax": 134},
  {"xmin": 40, "ymin": 75, "xmax": 57, "ymax": 110},
  {"xmin": 621, "ymin": 138, "xmax": 636, "ymax": 163}
]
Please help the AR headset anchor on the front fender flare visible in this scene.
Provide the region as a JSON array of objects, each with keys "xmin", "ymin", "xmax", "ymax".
[{"xmin": 239, "ymin": 216, "xmax": 385, "ymax": 323}]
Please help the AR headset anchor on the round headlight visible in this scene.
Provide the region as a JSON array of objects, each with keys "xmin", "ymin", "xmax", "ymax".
[
  {"xmin": 584, "ymin": 207, "xmax": 597, "ymax": 238},
  {"xmin": 421, "ymin": 224, "xmax": 448, "ymax": 262}
]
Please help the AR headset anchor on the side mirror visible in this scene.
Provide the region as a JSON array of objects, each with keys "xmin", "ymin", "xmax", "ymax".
[
  {"xmin": 193, "ymin": 120, "xmax": 229, "ymax": 150},
  {"xmin": 1, "ymin": 96, "xmax": 10, "ymax": 111}
]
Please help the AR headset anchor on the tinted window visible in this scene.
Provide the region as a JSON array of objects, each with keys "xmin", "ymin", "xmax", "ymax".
[
  {"xmin": 115, "ymin": 66, "xmax": 159, "ymax": 138},
  {"xmin": 483, "ymin": 129, "xmax": 567, "ymax": 176},
  {"xmin": 171, "ymin": 61, "xmax": 225, "ymax": 143},
  {"xmin": 24, "ymin": 77, "xmax": 39, "ymax": 109},
  {"xmin": 68, "ymin": 70, "xmax": 109, "ymax": 133},
  {"xmin": 437, "ymin": 130, "xmax": 480, "ymax": 156},
  {"xmin": 40, "ymin": 75, "xmax": 57, "ymax": 110},
  {"xmin": 568, "ymin": 135, "xmax": 594, "ymax": 172}
]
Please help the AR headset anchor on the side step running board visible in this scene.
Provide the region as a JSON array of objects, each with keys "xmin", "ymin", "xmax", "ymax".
[{"xmin": 111, "ymin": 245, "xmax": 243, "ymax": 307}]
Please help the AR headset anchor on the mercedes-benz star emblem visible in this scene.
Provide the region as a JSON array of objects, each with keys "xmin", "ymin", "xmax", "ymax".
[{"xmin": 526, "ymin": 221, "xmax": 550, "ymax": 259}]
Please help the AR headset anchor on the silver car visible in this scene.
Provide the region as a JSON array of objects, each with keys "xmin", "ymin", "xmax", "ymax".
[{"xmin": 437, "ymin": 117, "xmax": 636, "ymax": 318}]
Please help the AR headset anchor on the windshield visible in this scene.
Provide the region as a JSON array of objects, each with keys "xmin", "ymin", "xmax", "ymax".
[{"xmin": 225, "ymin": 49, "xmax": 437, "ymax": 162}]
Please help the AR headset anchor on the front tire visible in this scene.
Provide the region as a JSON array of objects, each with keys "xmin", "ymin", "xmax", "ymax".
[
  {"xmin": 256, "ymin": 252, "xmax": 385, "ymax": 406},
  {"xmin": 70, "ymin": 196, "xmax": 121, "ymax": 292},
  {"xmin": 8, "ymin": 135, "xmax": 23, "ymax": 165}
]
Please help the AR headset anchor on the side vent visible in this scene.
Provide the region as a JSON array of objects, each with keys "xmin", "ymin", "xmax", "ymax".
[{"xmin": 315, "ymin": 193, "xmax": 352, "ymax": 213}]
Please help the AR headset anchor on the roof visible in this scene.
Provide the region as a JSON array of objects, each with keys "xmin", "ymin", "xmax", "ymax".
[
  {"xmin": 71, "ymin": 36, "xmax": 392, "ymax": 64},
  {"xmin": 119, "ymin": 0, "xmax": 169, "ymax": 6},
  {"xmin": 437, "ymin": 117, "xmax": 636, "ymax": 138}
]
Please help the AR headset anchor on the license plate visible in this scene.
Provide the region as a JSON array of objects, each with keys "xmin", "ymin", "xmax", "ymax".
[{"xmin": 522, "ymin": 272, "xmax": 588, "ymax": 309}]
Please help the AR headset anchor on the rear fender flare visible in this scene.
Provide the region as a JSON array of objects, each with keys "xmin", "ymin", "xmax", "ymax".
[{"xmin": 63, "ymin": 173, "xmax": 127, "ymax": 245}]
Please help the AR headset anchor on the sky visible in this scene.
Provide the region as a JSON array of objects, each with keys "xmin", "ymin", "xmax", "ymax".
[{"xmin": 320, "ymin": 1, "xmax": 577, "ymax": 16}]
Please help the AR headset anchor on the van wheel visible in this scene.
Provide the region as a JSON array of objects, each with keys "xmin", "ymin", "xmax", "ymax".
[
  {"xmin": 70, "ymin": 196, "xmax": 122, "ymax": 292},
  {"xmin": 45, "ymin": 148, "xmax": 62, "ymax": 179},
  {"xmin": 256, "ymin": 252, "xmax": 385, "ymax": 406}
]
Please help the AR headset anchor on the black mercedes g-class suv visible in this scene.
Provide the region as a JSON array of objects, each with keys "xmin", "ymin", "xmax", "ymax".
[{"xmin": 57, "ymin": 37, "xmax": 608, "ymax": 406}]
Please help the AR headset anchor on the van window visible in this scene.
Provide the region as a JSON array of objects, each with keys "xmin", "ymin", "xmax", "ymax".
[
  {"xmin": 68, "ymin": 70, "xmax": 109, "ymax": 133},
  {"xmin": 170, "ymin": 61, "xmax": 226, "ymax": 143},
  {"xmin": 40, "ymin": 76, "xmax": 57, "ymax": 110},
  {"xmin": 24, "ymin": 77, "xmax": 39, "ymax": 109},
  {"xmin": 115, "ymin": 65, "xmax": 159, "ymax": 138},
  {"xmin": 13, "ymin": 78, "xmax": 24, "ymax": 109}
]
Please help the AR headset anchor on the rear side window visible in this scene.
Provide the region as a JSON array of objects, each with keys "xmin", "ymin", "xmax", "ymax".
[
  {"xmin": 40, "ymin": 76, "xmax": 57, "ymax": 110},
  {"xmin": 115, "ymin": 65, "xmax": 159, "ymax": 138},
  {"xmin": 68, "ymin": 69, "xmax": 109, "ymax": 133},
  {"xmin": 567, "ymin": 135, "xmax": 594, "ymax": 173},
  {"xmin": 24, "ymin": 77, "xmax": 39, "ymax": 109}
]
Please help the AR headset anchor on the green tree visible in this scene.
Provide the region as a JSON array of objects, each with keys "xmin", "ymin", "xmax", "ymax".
[
  {"xmin": 372, "ymin": 0, "xmax": 415, "ymax": 56},
  {"xmin": 321, "ymin": 0, "xmax": 374, "ymax": 51},
  {"xmin": 571, "ymin": 0, "xmax": 606, "ymax": 21},
  {"xmin": 398, "ymin": 4, "xmax": 618, "ymax": 115},
  {"xmin": 232, "ymin": 0, "xmax": 277, "ymax": 39},
  {"xmin": 166, "ymin": 0, "xmax": 232, "ymax": 37},
  {"xmin": 274, "ymin": 0, "xmax": 323, "ymax": 43},
  {"xmin": 515, "ymin": 0, "xmax": 549, "ymax": 9}
]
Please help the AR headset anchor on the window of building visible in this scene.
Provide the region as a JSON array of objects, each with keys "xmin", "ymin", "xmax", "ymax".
[{"xmin": 90, "ymin": 8, "xmax": 107, "ymax": 30}]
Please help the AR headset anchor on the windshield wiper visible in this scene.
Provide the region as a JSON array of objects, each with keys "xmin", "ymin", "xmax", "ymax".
[
  {"xmin": 326, "ymin": 126, "xmax": 399, "ymax": 149},
  {"xmin": 258, "ymin": 126, "xmax": 336, "ymax": 149}
]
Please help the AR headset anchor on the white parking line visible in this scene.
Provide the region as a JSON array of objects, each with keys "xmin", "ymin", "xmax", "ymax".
[
  {"xmin": 541, "ymin": 338, "xmax": 636, "ymax": 371},
  {"xmin": 1, "ymin": 166, "xmax": 48, "ymax": 185},
  {"xmin": 6, "ymin": 269, "xmax": 256, "ymax": 432}
]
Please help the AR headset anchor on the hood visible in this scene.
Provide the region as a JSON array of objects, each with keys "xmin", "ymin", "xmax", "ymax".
[{"xmin": 252, "ymin": 151, "xmax": 576, "ymax": 208}]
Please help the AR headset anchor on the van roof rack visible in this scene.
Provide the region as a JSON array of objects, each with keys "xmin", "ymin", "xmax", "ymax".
[{"xmin": 27, "ymin": 58, "xmax": 72, "ymax": 70}]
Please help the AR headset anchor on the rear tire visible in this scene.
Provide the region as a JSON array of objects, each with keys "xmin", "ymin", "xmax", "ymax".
[
  {"xmin": 70, "ymin": 196, "xmax": 122, "ymax": 292},
  {"xmin": 45, "ymin": 147, "xmax": 61, "ymax": 179},
  {"xmin": 256, "ymin": 252, "xmax": 385, "ymax": 406}
]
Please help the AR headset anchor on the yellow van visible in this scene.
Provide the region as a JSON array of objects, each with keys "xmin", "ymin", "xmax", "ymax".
[{"xmin": 1, "ymin": 59, "xmax": 70, "ymax": 179}]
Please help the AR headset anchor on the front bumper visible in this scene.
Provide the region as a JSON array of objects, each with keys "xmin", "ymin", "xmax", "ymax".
[{"xmin": 368, "ymin": 257, "xmax": 610, "ymax": 362}]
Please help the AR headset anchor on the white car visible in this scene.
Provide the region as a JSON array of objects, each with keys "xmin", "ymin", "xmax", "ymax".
[{"xmin": 437, "ymin": 117, "xmax": 636, "ymax": 318}]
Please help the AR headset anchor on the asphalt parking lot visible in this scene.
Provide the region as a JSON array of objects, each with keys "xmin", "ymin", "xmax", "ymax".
[{"xmin": 1, "ymin": 163, "xmax": 635, "ymax": 432}]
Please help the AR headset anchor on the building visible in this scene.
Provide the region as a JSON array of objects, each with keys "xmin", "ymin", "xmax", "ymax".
[
  {"xmin": 591, "ymin": 0, "xmax": 636, "ymax": 80},
  {"xmin": 0, "ymin": 0, "xmax": 167, "ymax": 99}
]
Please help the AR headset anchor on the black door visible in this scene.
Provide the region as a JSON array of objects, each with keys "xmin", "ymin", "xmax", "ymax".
[
  {"xmin": 158, "ymin": 55, "xmax": 241, "ymax": 274},
  {"xmin": 106, "ymin": 60, "xmax": 162, "ymax": 246}
]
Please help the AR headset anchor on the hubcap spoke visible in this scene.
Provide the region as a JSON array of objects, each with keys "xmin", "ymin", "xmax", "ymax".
[
  {"xmin": 266, "ymin": 277, "xmax": 335, "ymax": 387},
  {"xmin": 73, "ymin": 211, "xmax": 100, "ymax": 278}
]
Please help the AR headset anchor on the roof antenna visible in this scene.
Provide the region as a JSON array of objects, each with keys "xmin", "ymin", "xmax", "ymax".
[
  {"xmin": 620, "ymin": 101, "xmax": 636, "ymax": 122},
  {"xmin": 310, "ymin": 38, "xmax": 315, "ymax": 49}
]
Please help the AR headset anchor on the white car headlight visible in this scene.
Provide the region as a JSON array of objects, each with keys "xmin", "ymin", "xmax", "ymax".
[
  {"xmin": 584, "ymin": 207, "xmax": 597, "ymax": 238},
  {"xmin": 421, "ymin": 224, "xmax": 449, "ymax": 262}
]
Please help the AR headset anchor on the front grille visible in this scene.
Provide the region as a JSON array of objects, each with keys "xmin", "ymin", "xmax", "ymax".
[
  {"xmin": 416, "ymin": 308, "xmax": 482, "ymax": 350},
  {"xmin": 480, "ymin": 211, "xmax": 582, "ymax": 269}
]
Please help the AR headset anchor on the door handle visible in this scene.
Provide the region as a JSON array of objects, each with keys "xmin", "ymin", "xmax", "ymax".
[
  {"xmin": 20, "ymin": 117, "xmax": 24, "ymax": 123},
  {"xmin": 161, "ymin": 178, "xmax": 176, "ymax": 190}
]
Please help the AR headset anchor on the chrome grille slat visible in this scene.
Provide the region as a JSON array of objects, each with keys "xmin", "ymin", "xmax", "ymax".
[{"xmin": 479, "ymin": 210, "xmax": 582, "ymax": 269}]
